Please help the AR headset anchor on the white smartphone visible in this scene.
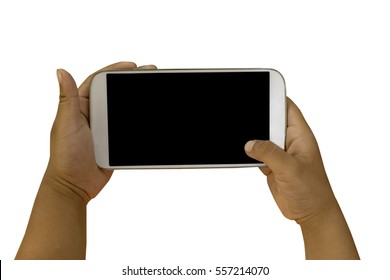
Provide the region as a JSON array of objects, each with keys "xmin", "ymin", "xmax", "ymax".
[{"xmin": 89, "ymin": 68, "xmax": 286, "ymax": 169}]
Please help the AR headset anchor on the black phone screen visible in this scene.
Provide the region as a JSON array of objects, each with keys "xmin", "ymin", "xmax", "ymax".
[{"xmin": 106, "ymin": 71, "xmax": 269, "ymax": 166}]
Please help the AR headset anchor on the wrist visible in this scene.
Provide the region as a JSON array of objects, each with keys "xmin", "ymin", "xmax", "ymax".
[
  {"xmin": 298, "ymin": 196, "xmax": 341, "ymax": 233},
  {"xmin": 299, "ymin": 198, "xmax": 360, "ymax": 260},
  {"xmin": 16, "ymin": 171, "xmax": 89, "ymax": 259},
  {"xmin": 41, "ymin": 170, "xmax": 91, "ymax": 205}
]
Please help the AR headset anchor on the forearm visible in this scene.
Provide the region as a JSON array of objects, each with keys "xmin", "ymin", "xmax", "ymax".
[
  {"xmin": 16, "ymin": 175, "xmax": 89, "ymax": 260},
  {"xmin": 300, "ymin": 201, "xmax": 360, "ymax": 260}
]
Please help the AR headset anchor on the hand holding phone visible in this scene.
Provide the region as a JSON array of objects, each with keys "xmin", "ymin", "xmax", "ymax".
[{"xmin": 90, "ymin": 68, "xmax": 286, "ymax": 169}]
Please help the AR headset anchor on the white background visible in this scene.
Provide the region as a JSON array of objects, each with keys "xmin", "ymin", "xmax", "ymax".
[{"xmin": 1, "ymin": 0, "xmax": 389, "ymax": 279}]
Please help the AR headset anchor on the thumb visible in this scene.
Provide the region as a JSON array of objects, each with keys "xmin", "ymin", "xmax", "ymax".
[
  {"xmin": 244, "ymin": 140, "xmax": 291, "ymax": 174},
  {"xmin": 55, "ymin": 69, "xmax": 80, "ymax": 121}
]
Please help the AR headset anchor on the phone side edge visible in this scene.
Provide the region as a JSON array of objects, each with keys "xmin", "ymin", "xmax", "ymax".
[
  {"xmin": 90, "ymin": 72, "xmax": 111, "ymax": 169},
  {"xmin": 269, "ymin": 69, "xmax": 287, "ymax": 150}
]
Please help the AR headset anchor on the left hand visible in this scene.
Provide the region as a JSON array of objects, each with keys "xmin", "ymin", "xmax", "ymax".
[{"xmin": 45, "ymin": 62, "xmax": 156, "ymax": 201}]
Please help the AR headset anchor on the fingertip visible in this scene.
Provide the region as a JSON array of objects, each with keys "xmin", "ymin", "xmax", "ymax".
[
  {"xmin": 120, "ymin": 61, "xmax": 138, "ymax": 68},
  {"xmin": 56, "ymin": 69, "xmax": 63, "ymax": 85},
  {"xmin": 56, "ymin": 68, "xmax": 72, "ymax": 82},
  {"xmin": 244, "ymin": 140, "xmax": 256, "ymax": 153},
  {"xmin": 56, "ymin": 68, "xmax": 78, "ymax": 99},
  {"xmin": 259, "ymin": 166, "xmax": 272, "ymax": 176},
  {"xmin": 136, "ymin": 64, "xmax": 158, "ymax": 70},
  {"xmin": 245, "ymin": 140, "xmax": 288, "ymax": 172}
]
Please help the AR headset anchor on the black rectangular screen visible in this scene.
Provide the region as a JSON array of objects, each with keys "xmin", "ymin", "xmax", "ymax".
[{"xmin": 106, "ymin": 71, "xmax": 269, "ymax": 166}]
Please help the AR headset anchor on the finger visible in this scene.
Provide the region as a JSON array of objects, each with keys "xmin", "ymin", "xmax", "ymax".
[
  {"xmin": 54, "ymin": 69, "xmax": 80, "ymax": 128},
  {"xmin": 136, "ymin": 64, "xmax": 158, "ymax": 70},
  {"xmin": 285, "ymin": 97, "xmax": 318, "ymax": 155},
  {"xmin": 286, "ymin": 98, "xmax": 311, "ymax": 130},
  {"xmin": 245, "ymin": 140, "xmax": 291, "ymax": 175},
  {"xmin": 286, "ymin": 97, "xmax": 316, "ymax": 141},
  {"xmin": 259, "ymin": 166, "xmax": 272, "ymax": 176},
  {"xmin": 57, "ymin": 68, "xmax": 79, "ymax": 109},
  {"xmin": 78, "ymin": 61, "xmax": 138, "ymax": 97}
]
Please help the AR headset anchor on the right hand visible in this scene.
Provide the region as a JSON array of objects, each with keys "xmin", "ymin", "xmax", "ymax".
[{"xmin": 244, "ymin": 98, "xmax": 338, "ymax": 227}]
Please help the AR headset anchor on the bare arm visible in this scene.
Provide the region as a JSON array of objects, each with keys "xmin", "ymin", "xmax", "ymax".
[
  {"xmin": 300, "ymin": 200, "xmax": 359, "ymax": 260},
  {"xmin": 15, "ymin": 176, "xmax": 88, "ymax": 259}
]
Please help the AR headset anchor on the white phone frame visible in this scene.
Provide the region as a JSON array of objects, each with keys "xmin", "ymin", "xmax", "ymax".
[{"xmin": 90, "ymin": 68, "xmax": 286, "ymax": 169}]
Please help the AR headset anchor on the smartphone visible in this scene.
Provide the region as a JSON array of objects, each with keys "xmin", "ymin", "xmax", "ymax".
[{"xmin": 89, "ymin": 68, "xmax": 286, "ymax": 169}]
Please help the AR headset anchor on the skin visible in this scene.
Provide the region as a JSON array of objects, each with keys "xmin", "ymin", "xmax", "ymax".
[
  {"xmin": 15, "ymin": 62, "xmax": 156, "ymax": 259},
  {"xmin": 244, "ymin": 98, "xmax": 360, "ymax": 260},
  {"xmin": 16, "ymin": 62, "xmax": 359, "ymax": 260}
]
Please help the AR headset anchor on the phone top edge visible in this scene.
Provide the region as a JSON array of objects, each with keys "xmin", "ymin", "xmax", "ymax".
[{"xmin": 96, "ymin": 68, "xmax": 282, "ymax": 74}]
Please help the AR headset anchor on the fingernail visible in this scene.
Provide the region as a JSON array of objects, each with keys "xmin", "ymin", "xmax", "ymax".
[
  {"xmin": 56, "ymin": 69, "xmax": 63, "ymax": 85},
  {"xmin": 244, "ymin": 140, "xmax": 256, "ymax": 153}
]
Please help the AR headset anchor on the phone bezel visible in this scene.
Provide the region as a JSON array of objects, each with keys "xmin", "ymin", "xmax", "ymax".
[{"xmin": 90, "ymin": 68, "xmax": 286, "ymax": 169}]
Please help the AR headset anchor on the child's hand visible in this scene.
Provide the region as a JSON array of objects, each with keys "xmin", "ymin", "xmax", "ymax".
[
  {"xmin": 245, "ymin": 98, "xmax": 337, "ymax": 226},
  {"xmin": 245, "ymin": 98, "xmax": 359, "ymax": 259},
  {"xmin": 46, "ymin": 62, "xmax": 156, "ymax": 201}
]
